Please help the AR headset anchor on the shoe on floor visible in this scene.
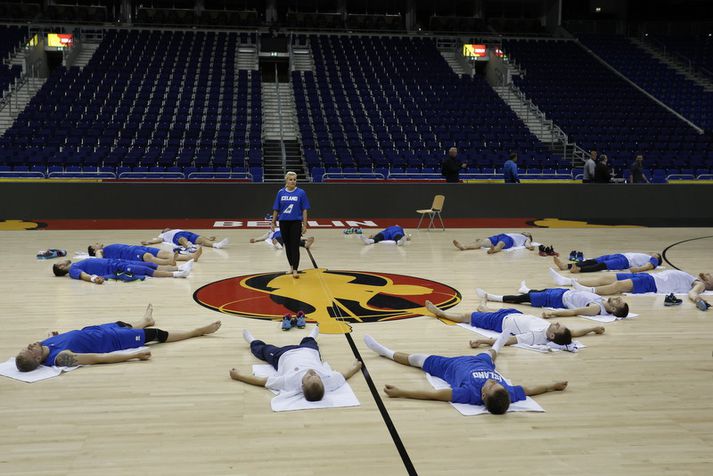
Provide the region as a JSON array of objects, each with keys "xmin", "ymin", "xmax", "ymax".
[
  {"xmin": 281, "ymin": 315, "xmax": 293, "ymax": 331},
  {"xmin": 295, "ymin": 310, "xmax": 306, "ymax": 328},
  {"xmin": 664, "ymin": 293, "xmax": 683, "ymax": 306}
]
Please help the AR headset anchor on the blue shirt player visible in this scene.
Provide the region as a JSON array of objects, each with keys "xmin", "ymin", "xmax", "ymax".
[
  {"xmin": 271, "ymin": 171, "xmax": 311, "ymax": 278},
  {"xmin": 360, "ymin": 225, "xmax": 411, "ymax": 246},
  {"xmin": 14, "ymin": 304, "xmax": 222, "ymax": 372},
  {"xmin": 88, "ymin": 243, "xmax": 201, "ymax": 265},
  {"xmin": 51, "ymin": 258, "xmax": 192, "ymax": 283},
  {"xmin": 363, "ymin": 334, "xmax": 568, "ymax": 414}
]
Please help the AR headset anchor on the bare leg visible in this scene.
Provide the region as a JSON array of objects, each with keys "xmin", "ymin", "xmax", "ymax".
[
  {"xmin": 128, "ymin": 304, "xmax": 156, "ymax": 329},
  {"xmin": 165, "ymin": 321, "xmax": 222, "ymax": 343},
  {"xmin": 158, "ymin": 248, "xmax": 201, "ymax": 262},
  {"xmin": 576, "ymin": 280, "xmax": 632, "ymax": 295},
  {"xmin": 575, "ymin": 275, "xmax": 618, "ymax": 287},
  {"xmin": 156, "ymin": 265, "xmax": 179, "ymax": 272},
  {"xmin": 425, "ymin": 300, "xmax": 470, "ymax": 323},
  {"xmin": 144, "ymin": 253, "xmax": 176, "ymax": 266},
  {"xmin": 487, "ymin": 241, "xmax": 506, "ymax": 254},
  {"xmin": 453, "ymin": 239, "xmax": 486, "ymax": 251},
  {"xmin": 177, "ymin": 237, "xmax": 192, "ymax": 247}
]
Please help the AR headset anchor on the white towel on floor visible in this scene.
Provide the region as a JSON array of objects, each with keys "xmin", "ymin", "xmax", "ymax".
[
  {"xmin": 0, "ymin": 347, "xmax": 149, "ymax": 383},
  {"xmin": 253, "ymin": 364, "xmax": 360, "ymax": 412},
  {"xmin": 502, "ymin": 241, "xmax": 541, "ymax": 252},
  {"xmin": 456, "ymin": 323, "xmax": 585, "ymax": 353},
  {"xmin": 425, "ymin": 373, "xmax": 544, "ymax": 415},
  {"xmin": 578, "ymin": 313, "xmax": 639, "ymax": 323}
]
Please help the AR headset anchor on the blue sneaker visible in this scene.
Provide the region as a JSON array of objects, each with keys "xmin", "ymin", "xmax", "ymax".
[
  {"xmin": 281, "ymin": 315, "xmax": 293, "ymax": 331},
  {"xmin": 576, "ymin": 251, "xmax": 584, "ymax": 262},
  {"xmin": 697, "ymin": 300, "xmax": 711, "ymax": 311},
  {"xmin": 295, "ymin": 311, "xmax": 306, "ymax": 328},
  {"xmin": 569, "ymin": 250, "xmax": 577, "ymax": 262}
]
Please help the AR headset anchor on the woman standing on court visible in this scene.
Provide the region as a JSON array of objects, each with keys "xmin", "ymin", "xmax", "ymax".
[{"xmin": 271, "ymin": 171, "xmax": 310, "ymax": 279}]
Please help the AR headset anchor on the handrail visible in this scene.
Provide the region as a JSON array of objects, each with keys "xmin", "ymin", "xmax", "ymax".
[
  {"xmin": 322, "ymin": 172, "xmax": 386, "ymax": 181},
  {"xmin": 187, "ymin": 171, "xmax": 252, "ymax": 180},
  {"xmin": 275, "ymin": 67, "xmax": 287, "ymax": 175},
  {"xmin": 48, "ymin": 171, "xmax": 117, "ymax": 179},
  {"xmin": 118, "ymin": 171, "xmax": 185, "ymax": 180},
  {"xmin": 0, "ymin": 170, "xmax": 45, "ymax": 178}
]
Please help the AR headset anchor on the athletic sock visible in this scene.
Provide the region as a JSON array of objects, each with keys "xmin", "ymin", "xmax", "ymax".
[
  {"xmin": 364, "ymin": 335, "xmax": 395, "ymax": 359},
  {"xmin": 476, "ymin": 288, "xmax": 487, "ymax": 300},
  {"xmin": 242, "ymin": 329, "xmax": 255, "ymax": 344},
  {"xmin": 573, "ymin": 281, "xmax": 595, "ymax": 293},
  {"xmin": 360, "ymin": 235, "xmax": 374, "ymax": 245},
  {"xmin": 549, "ymin": 267, "xmax": 573, "ymax": 286},
  {"xmin": 309, "ymin": 326, "xmax": 319, "ymax": 340},
  {"xmin": 487, "ymin": 293, "xmax": 504, "ymax": 302},
  {"xmin": 173, "ymin": 268, "xmax": 190, "ymax": 278},
  {"xmin": 518, "ymin": 280, "xmax": 531, "ymax": 294},
  {"xmin": 213, "ymin": 238, "xmax": 229, "ymax": 249}
]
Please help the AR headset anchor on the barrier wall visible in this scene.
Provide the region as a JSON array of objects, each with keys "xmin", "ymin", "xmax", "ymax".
[{"xmin": 1, "ymin": 182, "xmax": 711, "ymax": 226}]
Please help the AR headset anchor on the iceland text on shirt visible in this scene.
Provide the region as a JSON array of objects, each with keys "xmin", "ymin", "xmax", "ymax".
[
  {"xmin": 471, "ymin": 371, "xmax": 503, "ymax": 382},
  {"xmin": 281, "ymin": 195, "xmax": 299, "ymax": 202}
]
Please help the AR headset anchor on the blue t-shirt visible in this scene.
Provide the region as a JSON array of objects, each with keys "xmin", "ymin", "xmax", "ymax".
[
  {"xmin": 69, "ymin": 258, "xmax": 150, "ymax": 280},
  {"xmin": 503, "ymin": 160, "xmax": 519, "ymax": 182},
  {"xmin": 380, "ymin": 225, "xmax": 405, "ymax": 241},
  {"xmin": 102, "ymin": 244, "xmax": 159, "ymax": 261},
  {"xmin": 422, "ymin": 353, "xmax": 526, "ymax": 405},
  {"xmin": 273, "ymin": 187, "xmax": 310, "ymax": 222},
  {"xmin": 41, "ymin": 323, "xmax": 145, "ymax": 366}
]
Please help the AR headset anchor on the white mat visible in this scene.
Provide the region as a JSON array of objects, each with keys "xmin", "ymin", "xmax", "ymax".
[
  {"xmin": 623, "ymin": 291, "xmax": 713, "ymax": 296},
  {"xmin": 578, "ymin": 313, "xmax": 639, "ymax": 323},
  {"xmin": 456, "ymin": 323, "xmax": 585, "ymax": 353},
  {"xmin": 425, "ymin": 373, "xmax": 544, "ymax": 415},
  {"xmin": 0, "ymin": 347, "xmax": 149, "ymax": 383},
  {"xmin": 253, "ymin": 364, "xmax": 360, "ymax": 412}
]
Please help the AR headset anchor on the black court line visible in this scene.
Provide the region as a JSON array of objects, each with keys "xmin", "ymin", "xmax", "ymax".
[
  {"xmin": 307, "ymin": 249, "xmax": 418, "ymax": 476},
  {"xmin": 661, "ymin": 235, "xmax": 713, "ymax": 270}
]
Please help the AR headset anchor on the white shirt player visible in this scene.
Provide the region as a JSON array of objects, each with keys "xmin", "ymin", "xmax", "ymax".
[
  {"xmin": 502, "ymin": 314, "xmax": 549, "ymax": 346},
  {"xmin": 265, "ymin": 348, "xmax": 345, "ymax": 395},
  {"xmin": 651, "ymin": 270, "xmax": 697, "ymax": 294},
  {"xmin": 562, "ymin": 290, "xmax": 608, "ymax": 315},
  {"xmin": 158, "ymin": 229, "xmax": 183, "ymax": 245},
  {"xmin": 622, "ymin": 253, "xmax": 656, "ymax": 268},
  {"xmin": 505, "ymin": 233, "xmax": 529, "ymax": 248}
]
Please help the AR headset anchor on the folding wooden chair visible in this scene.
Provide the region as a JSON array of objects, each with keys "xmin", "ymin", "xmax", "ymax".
[{"xmin": 416, "ymin": 194, "xmax": 445, "ymax": 231}]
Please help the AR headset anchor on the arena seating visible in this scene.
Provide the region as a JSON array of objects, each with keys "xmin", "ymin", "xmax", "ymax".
[
  {"xmin": 650, "ymin": 34, "xmax": 713, "ymax": 79},
  {"xmin": 579, "ymin": 34, "xmax": 713, "ymax": 131},
  {"xmin": 293, "ymin": 35, "xmax": 562, "ymax": 181},
  {"xmin": 503, "ymin": 39, "xmax": 713, "ymax": 177},
  {"xmin": 0, "ymin": 29, "xmax": 259, "ymax": 180}
]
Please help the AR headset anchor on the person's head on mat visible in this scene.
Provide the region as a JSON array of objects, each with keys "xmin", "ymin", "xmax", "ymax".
[
  {"xmin": 302, "ymin": 369, "xmax": 326, "ymax": 401},
  {"xmin": 87, "ymin": 243, "xmax": 104, "ymax": 256},
  {"xmin": 651, "ymin": 252, "xmax": 663, "ymax": 266},
  {"xmin": 481, "ymin": 379, "xmax": 511, "ymax": 414},
  {"xmin": 605, "ymin": 297, "xmax": 629, "ymax": 318},
  {"xmin": 52, "ymin": 260, "xmax": 72, "ymax": 277},
  {"xmin": 15, "ymin": 341, "xmax": 46, "ymax": 372},
  {"xmin": 546, "ymin": 322, "xmax": 572, "ymax": 346}
]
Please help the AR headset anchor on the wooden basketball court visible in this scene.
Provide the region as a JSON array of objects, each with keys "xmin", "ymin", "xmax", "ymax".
[{"xmin": 1, "ymin": 225, "xmax": 712, "ymax": 475}]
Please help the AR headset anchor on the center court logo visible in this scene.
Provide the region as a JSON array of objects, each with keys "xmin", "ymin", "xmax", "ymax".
[{"xmin": 193, "ymin": 268, "xmax": 461, "ymax": 334}]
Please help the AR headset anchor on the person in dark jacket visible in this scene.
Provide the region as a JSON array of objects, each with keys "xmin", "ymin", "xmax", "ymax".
[
  {"xmin": 441, "ymin": 147, "xmax": 466, "ymax": 183},
  {"xmin": 593, "ymin": 154, "xmax": 611, "ymax": 183}
]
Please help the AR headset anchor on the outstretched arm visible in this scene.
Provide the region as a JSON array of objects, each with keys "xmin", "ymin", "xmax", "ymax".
[
  {"xmin": 250, "ymin": 231, "xmax": 270, "ymax": 243},
  {"xmin": 629, "ymin": 263, "xmax": 655, "ymax": 273},
  {"xmin": 570, "ymin": 326, "xmax": 605, "ymax": 338},
  {"xmin": 523, "ymin": 381, "xmax": 568, "ymax": 396},
  {"xmin": 141, "ymin": 237, "xmax": 162, "ymax": 245},
  {"xmin": 383, "ymin": 384, "xmax": 452, "ymax": 401},
  {"xmin": 56, "ymin": 349, "xmax": 151, "ymax": 366},
  {"xmin": 229, "ymin": 368, "xmax": 268, "ymax": 387},
  {"xmin": 79, "ymin": 272, "xmax": 104, "ymax": 284},
  {"xmin": 688, "ymin": 282, "xmax": 708, "ymax": 305},
  {"xmin": 341, "ymin": 360, "xmax": 363, "ymax": 381},
  {"xmin": 543, "ymin": 305, "xmax": 598, "ymax": 318},
  {"xmin": 469, "ymin": 336, "xmax": 518, "ymax": 348}
]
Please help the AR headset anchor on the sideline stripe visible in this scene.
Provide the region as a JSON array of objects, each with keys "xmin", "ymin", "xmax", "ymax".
[
  {"xmin": 307, "ymin": 249, "xmax": 418, "ymax": 476},
  {"xmin": 662, "ymin": 235, "xmax": 713, "ymax": 270}
]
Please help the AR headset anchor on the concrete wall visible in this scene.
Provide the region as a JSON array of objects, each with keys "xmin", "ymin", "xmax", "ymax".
[{"xmin": 1, "ymin": 182, "xmax": 711, "ymax": 226}]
